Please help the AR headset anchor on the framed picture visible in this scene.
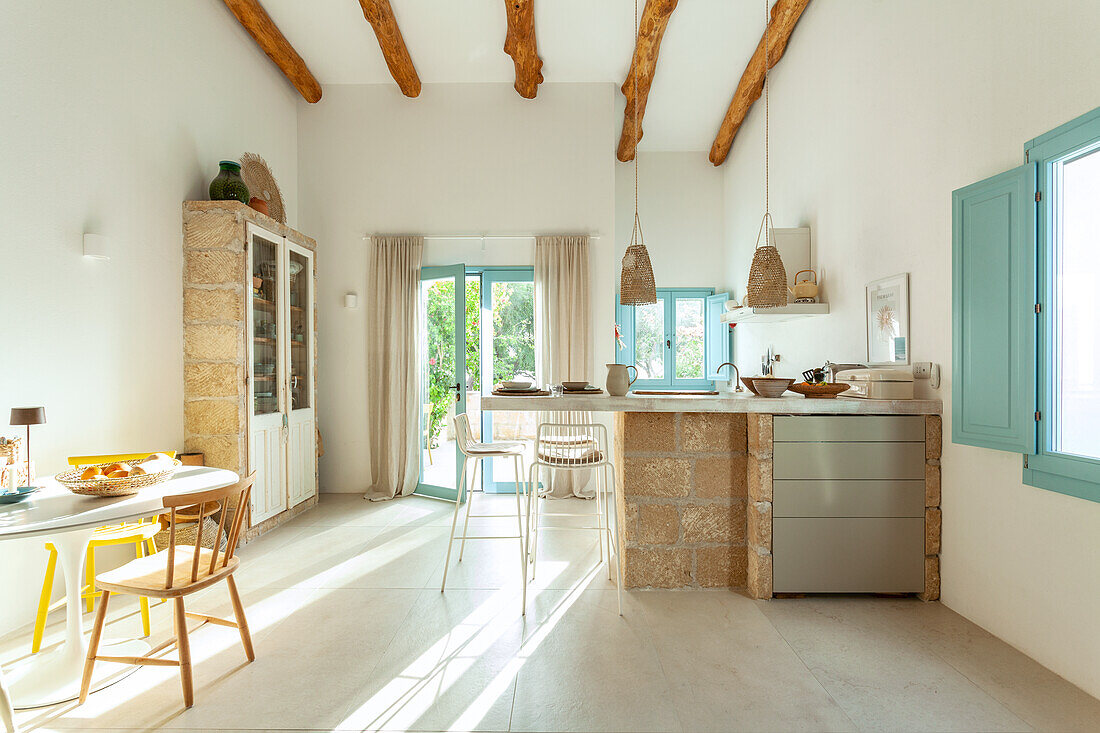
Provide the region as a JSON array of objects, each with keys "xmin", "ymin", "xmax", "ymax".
[{"xmin": 866, "ymin": 273, "xmax": 910, "ymax": 365}]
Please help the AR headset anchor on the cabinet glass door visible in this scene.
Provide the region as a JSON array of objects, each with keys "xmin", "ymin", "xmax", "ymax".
[
  {"xmin": 287, "ymin": 243, "xmax": 316, "ymax": 507},
  {"xmin": 248, "ymin": 225, "xmax": 286, "ymax": 524}
]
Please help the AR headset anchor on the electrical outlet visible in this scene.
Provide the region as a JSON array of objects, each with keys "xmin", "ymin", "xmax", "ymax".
[{"xmin": 913, "ymin": 362, "xmax": 933, "ymax": 379}]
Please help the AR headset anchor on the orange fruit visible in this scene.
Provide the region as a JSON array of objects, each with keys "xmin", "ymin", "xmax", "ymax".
[{"xmin": 81, "ymin": 467, "xmax": 103, "ymax": 480}]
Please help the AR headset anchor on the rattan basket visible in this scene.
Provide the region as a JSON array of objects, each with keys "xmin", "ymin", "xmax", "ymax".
[
  {"xmin": 745, "ymin": 213, "xmax": 788, "ymax": 308},
  {"xmin": 56, "ymin": 459, "xmax": 182, "ymax": 497}
]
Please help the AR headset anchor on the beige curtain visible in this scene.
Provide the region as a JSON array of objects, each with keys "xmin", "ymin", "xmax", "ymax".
[
  {"xmin": 365, "ymin": 235, "xmax": 424, "ymax": 500},
  {"xmin": 534, "ymin": 235, "xmax": 594, "ymax": 498}
]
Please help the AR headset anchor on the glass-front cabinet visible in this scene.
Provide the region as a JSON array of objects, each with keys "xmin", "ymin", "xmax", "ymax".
[{"xmin": 247, "ymin": 223, "xmax": 317, "ymax": 523}]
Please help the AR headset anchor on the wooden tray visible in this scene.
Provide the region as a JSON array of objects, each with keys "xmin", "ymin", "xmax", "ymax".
[
  {"xmin": 564, "ymin": 388, "xmax": 604, "ymax": 395},
  {"xmin": 787, "ymin": 382, "xmax": 851, "ymax": 399},
  {"xmin": 631, "ymin": 390, "xmax": 719, "ymax": 396},
  {"xmin": 491, "ymin": 389, "xmax": 551, "ymax": 397}
]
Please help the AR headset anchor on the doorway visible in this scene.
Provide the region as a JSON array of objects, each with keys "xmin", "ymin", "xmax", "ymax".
[{"xmin": 417, "ymin": 266, "xmax": 536, "ymax": 499}]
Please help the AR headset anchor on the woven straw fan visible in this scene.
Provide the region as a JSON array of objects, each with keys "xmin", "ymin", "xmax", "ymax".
[{"xmin": 240, "ymin": 152, "xmax": 285, "ymax": 224}]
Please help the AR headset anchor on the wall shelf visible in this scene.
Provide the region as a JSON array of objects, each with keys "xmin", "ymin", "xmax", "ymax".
[{"xmin": 720, "ymin": 303, "xmax": 830, "ymax": 324}]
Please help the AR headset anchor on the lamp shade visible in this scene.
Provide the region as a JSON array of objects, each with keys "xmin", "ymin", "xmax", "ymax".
[{"xmin": 10, "ymin": 407, "xmax": 45, "ymax": 426}]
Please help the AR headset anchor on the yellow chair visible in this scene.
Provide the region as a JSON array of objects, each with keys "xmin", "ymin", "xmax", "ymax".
[{"xmin": 31, "ymin": 452, "xmax": 176, "ymax": 653}]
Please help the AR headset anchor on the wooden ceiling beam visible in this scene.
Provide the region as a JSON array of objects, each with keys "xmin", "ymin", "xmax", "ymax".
[
  {"xmin": 709, "ymin": 0, "xmax": 811, "ymax": 166},
  {"xmin": 617, "ymin": 0, "xmax": 679, "ymax": 163},
  {"xmin": 503, "ymin": 0, "xmax": 544, "ymax": 99},
  {"xmin": 222, "ymin": 0, "xmax": 322, "ymax": 103},
  {"xmin": 358, "ymin": 0, "xmax": 421, "ymax": 98}
]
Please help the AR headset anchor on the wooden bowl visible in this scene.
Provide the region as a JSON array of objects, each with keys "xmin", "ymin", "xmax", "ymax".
[
  {"xmin": 740, "ymin": 377, "xmax": 760, "ymax": 395},
  {"xmin": 562, "ymin": 381, "xmax": 589, "ymax": 391},
  {"xmin": 787, "ymin": 382, "xmax": 851, "ymax": 399},
  {"xmin": 748, "ymin": 377, "xmax": 794, "ymax": 398}
]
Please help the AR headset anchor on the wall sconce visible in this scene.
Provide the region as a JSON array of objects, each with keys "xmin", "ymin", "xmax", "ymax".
[
  {"xmin": 83, "ymin": 233, "xmax": 109, "ymax": 260},
  {"xmin": 344, "ymin": 293, "xmax": 358, "ymax": 309}
]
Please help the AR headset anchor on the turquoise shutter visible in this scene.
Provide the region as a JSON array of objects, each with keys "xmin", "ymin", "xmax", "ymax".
[
  {"xmin": 615, "ymin": 300, "xmax": 634, "ymax": 365},
  {"xmin": 705, "ymin": 292, "xmax": 730, "ymax": 380},
  {"xmin": 951, "ymin": 163, "xmax": 1037, "ymax": 453}
]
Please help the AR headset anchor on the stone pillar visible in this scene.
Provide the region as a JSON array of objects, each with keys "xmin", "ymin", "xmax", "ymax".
[
  {"xmin": 746, "ymin": 414, "xmax": 773, "ymax": 599},
  {"xmin": 615, "ymin": 412, "xmax": 748, "ymax": 589},
  {"xmin": 919, "ymin": 415, "xmax": 943, "ymax": 601}
]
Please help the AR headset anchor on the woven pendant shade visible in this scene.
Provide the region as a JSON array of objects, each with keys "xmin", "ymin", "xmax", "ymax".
[
  {"xmin": 620, "ymin": 242, "xmax": 656, "ymax": 306},
  {"xmin": 745, "ymin": 213, "xmax": 787, "ymax": 307}
]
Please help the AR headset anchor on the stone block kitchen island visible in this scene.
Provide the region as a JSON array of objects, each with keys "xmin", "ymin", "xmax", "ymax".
[{"xmin": 482, "ymin": 393, "xmax": 942, "ymax": 600}]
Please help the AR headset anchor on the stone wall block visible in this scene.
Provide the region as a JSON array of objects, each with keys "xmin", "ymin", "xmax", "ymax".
[
  {"xmin": 638, "ymin": 504, "xmax": 680, "ymax": 545},
  {"xmin": 925, "ymin": 462, "xmax": 941, "ymax": 507},
  {"xmin": 622, "ymin": 457, "xmax": 691, "ymax": 498},
  {"xmin": 183, "ymin": 212, "xmax": 243, "ymax": 251},
  {"xmin": 184, "ymin": 362, "xmax": 241, "ymax": 398},
  {"xmin": 748, "ymin": 500, "xmax": 772, "ymax": 550},
  {"xmin": 623, "ymin": 413, "xmax": 676, "ymax": 452},
  {"xmin": 696, "ymin": 546, "xmax": 748, "ymax": 588},
  {"xmin": 184, "ymin": 324, "xmax": 242, "ymax": 361},
  {"xmin": 694, "ymin": 455, "xmax": 748, "ymax": 498},
  {"xmin": 184, "ymin": 287, "xmax": 243, "ymax": 323},
  {"xmin": 918, "ymin": 555, "xmax": 941, "ymax": 601},
  {"xmin": 747, "ymin": 546, "xmax": 773, "ymax": 599},
  {"xmin": 622, "ymin": 501, "xmax": 639, "ymax": 543},
  {"xmin": 926, "ymin": 415, "xmax": 943, "ymax": 460},
  {"xmin": 681, "ymin": 502, "xmax": 745, "ymax": 544},
  {"xmin": 747, "ymin": 454, "xmax": 773, "ymax": 502},
  {"xmin": 184, "ymin": 399, "xmax": 240, "ymax": 435},
  {"xmin": 184, "ymin": 434, "xmax": 242, "ymax": 473},
  {"xmin": 747, "ymin": 413, "xmax": 773, "ymax": 458},
  {"xmin": 185, "ymin": 250, "xmax": 245, "ymax": 285},
  {"xmin": 623, "ymin": 547, "xmax": 692, "ymax": 588},
  {"xmin": 925, "ymin": 507, "xmax": 942, "ymax": 555},
  {"xmin": 681, "ymin": 413, "xmax": 746, "ymax": 453}
]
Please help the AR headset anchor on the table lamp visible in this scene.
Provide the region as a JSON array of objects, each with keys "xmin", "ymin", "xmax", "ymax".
[{"xmin": 10, "ymin": 406, "xmax": 45, "ymax": 488}]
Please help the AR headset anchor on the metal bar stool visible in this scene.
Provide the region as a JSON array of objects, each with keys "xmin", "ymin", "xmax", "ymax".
[
  {"xmin": 441, "ymin": 414, "xmax": 530, "ymax": 614},
  {"xmin": 526, "ymin": 422, "xmax": 622, "ymax": 615}
]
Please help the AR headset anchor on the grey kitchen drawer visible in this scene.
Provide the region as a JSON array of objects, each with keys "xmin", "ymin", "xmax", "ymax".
[
  {"xmin": 773, "ymin": 517, "xmax": 925, "ymax": 593},
  {"xmin": 773, "ymin": 442, "xmax": 926, "ymax": 480},
  {"xmin": 773, "ymin": 480, "xmax": 926, "ymax": 518},
  {"xmin": 774, "ymin": 416, "xmax": 926, "ymax": 442}
]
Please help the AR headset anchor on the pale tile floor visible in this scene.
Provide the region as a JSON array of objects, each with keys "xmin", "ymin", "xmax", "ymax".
[{"xmin": 5, "ymin": 493, "xmax": 1100, "ymax": 733}]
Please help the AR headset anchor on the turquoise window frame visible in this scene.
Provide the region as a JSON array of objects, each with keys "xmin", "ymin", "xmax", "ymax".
[
  {"xmin": 1022, "ymin": 107, "xmax": 1100, "ymax": 502},
  {"xmin": 615, "ymin": 287, "xmax": 715, "ymax": 391}
]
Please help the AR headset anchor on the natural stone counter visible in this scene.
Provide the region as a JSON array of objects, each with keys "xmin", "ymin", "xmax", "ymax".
[{"xmin": 482, "ymin": 392, "xmax": 941, "ymax": 414}]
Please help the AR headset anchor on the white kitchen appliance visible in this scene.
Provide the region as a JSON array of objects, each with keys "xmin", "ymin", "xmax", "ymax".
[{"xmin": 835, "ymin": 368, "xmax": 915, "ymax": 400}]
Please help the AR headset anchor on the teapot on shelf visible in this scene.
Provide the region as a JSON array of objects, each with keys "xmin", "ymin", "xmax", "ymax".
[{"xmin": 788, "ymin": 269, "xmax": 819, "ymax": 302}]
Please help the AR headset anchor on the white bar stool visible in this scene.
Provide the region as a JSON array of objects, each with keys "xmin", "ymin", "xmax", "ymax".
[
  {"xmin": 441, "ymin": 413, "xmax": 530, "ymax": 614},
  {"xmin": 526, "ymin": 422, "xmax": 622, "ymax": 615}
]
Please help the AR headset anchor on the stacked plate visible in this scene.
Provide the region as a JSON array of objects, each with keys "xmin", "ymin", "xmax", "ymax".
[{"xmin": 499, "ymin": 381, "xmax": 538, "ymax": 393}]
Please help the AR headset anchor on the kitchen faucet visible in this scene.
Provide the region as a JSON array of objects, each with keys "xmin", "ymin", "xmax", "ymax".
[{"xmin": 716, "ymin": 362, "xmax": 744, "ymax": 391}]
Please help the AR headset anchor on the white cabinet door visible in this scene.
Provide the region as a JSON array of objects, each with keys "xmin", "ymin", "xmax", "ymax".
[
  {"xmin": 248, "ymin": 223, "xmax": 288, "ymax": 524},
  {"xmin": 286, "ymin": 242, "xmax": 317, "ymax": 505}
]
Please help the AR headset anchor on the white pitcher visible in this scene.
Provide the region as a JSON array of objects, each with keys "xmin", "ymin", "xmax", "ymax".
[{"xmin": 605, "ymin": 363, "xmax": 638, "ymax": 396}]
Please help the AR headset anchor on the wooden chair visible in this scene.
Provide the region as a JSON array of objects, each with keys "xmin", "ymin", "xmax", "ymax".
[
  {"xmin": 79, "ymin": 472, "xmax": 256, "ymax": 708},
  {"xmin": 32, "ymin": 452, "xmax": 176, "ymax": 653}
]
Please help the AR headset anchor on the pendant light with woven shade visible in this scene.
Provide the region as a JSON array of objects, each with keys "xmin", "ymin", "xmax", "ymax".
[
  {"xmin": 620, "ymin": 0, "xmax": 657, "ymax": 307},
  {"xmin": 743, "ymin": 0, "xmax": 788, "ymax": 308}
]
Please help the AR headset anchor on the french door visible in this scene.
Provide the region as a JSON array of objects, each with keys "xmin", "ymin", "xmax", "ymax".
[{"xmin": 416, "ymin": 265, "xmax": 467, "ymax": 501}]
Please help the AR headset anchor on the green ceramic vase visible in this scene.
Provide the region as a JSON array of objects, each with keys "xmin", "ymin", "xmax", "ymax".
[{"xmin": 209, "ymin": 160, "xmax": 250, "ymax": 204}]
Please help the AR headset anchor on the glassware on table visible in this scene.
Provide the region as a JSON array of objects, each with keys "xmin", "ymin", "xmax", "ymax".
[{"xmin": 548, "ymin": 384, "xmax": 563, "ymax": 397}]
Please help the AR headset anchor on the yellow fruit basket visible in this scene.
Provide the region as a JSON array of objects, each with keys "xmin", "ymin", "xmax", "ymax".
[{"xmin": 56, "ymin": 458, "xmax": 182, "ymax": 497}]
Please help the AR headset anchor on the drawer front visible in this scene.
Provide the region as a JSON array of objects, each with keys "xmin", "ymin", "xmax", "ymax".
[
  {"xmin": 774, "ymin": 416, "xmax": 926, "ymax": 442},
  {"xmin": 773, "ymin": 518, "xmax": 925, "ymax": 593},
  {"xmin": 773, "ymin": 442, "xmax": 926, "ymax": 480},
  {"xmin": 773, "ymin": 480, "xmax": 926, "ymax": 518}
]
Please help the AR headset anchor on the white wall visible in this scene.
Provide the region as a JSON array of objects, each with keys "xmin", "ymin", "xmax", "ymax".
[
  {"xmin": 0, "ymin": 0, "xmax": 300, "ymax": 637},
  {"xmin": 298, "ymin": 83, "xmax": 617, "ymax": 494},
  {"xmin": 614, "ymin": 151, "xmax": 727, "ymax": 290},
  {"xmin": 720, "ymin": 0, "xmax": 1100, "ymax": 698}
]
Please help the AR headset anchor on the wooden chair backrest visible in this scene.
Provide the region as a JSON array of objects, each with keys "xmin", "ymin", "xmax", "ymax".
[
  {"xmin": 162, "ymin": 472, "xmax": 255, "ymax": 590},
  {"xmin": 67, "ymin": 451, "xmax": 177, "ymax": 466}
]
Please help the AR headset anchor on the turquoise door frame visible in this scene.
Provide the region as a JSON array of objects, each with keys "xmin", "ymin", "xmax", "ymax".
[
  {"xmin": 476, "ymin": 267, "xmax": 534, "ymax": 494},
  {"xmin": 417, "ymin": 264, "xmax": 467, "ymax": 502},
  {"xmin": 615, "ymin": 288, "xmax": 715, "ymax": 390}
]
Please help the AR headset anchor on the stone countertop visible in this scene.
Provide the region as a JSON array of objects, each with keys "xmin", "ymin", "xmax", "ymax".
[{"xmin": 481, "ymin": 392, "xmax": 942, "ymax": 414}]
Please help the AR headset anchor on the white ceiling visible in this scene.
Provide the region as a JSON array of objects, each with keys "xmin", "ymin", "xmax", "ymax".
[{"xmin": 259, "ymin": 0, "xmax": 768, "ymax": 152}]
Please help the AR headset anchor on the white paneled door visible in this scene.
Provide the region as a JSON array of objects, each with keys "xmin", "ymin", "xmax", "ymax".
[{"xmin": 287, "ymin": 242, "xmax": 316, "ymax": 508}]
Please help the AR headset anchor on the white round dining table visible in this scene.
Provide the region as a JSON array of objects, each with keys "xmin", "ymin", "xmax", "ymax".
[{"xmin": 0, "ymin": 466, "xmax": 238, "ymax": 718}]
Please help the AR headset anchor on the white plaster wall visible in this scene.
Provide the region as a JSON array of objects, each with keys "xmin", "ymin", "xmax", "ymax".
[
  {"xmin": 720, "ymin": 0, "xmax": 1100, "ymax": 698},
  {"xmin": 297, "ymin": 83, "xmax": 617, "ymax": 494},
  {"xmin": 0, "ymin": 0, "xmax": 300, "ymax": 637}
]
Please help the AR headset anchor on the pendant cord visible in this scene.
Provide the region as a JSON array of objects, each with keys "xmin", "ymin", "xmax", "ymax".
[
  {"xmin": 632, "ymin": 0, "xmax": 641, "ymax": 247},
  {"xmin": 764, "ymin": 0, "xmax": 770, "ymax": 219}
]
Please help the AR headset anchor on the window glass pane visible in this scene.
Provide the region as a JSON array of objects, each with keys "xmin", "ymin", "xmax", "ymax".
[
  {"xmin": 634, "ymin": 299, "xmax": 665, "ymax": 379},
  {"xmin": 251, "ymin": 235, "xmax": 279, "ymax": 416},
  {"xmin": 1054, "ymin": 147, "xmax": 1100, "ymax": 460},
  {"xmin": 490, "ymin": 281, "xmax": 535, "ymax": 385},
  {"xmin": 675, "ymin": 298, "xmax": 705, "ymax": 379}
]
